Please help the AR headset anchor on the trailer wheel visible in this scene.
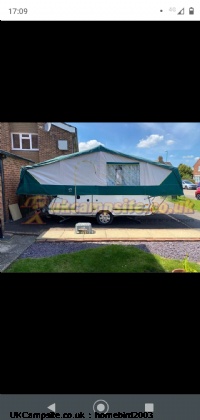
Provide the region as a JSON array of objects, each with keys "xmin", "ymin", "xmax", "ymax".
[
  {"xmin": 196, "ymin": 194, "xmax": 200, "ymax": 200},
  {"xmin": 96, "ymin": 211, "xmax": 114, "ymax": 225}
]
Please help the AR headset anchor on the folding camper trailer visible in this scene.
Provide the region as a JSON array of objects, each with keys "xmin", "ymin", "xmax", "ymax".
[{"xmin": 16, "ymin": 146, "xmax": 183, "ymax": 225}]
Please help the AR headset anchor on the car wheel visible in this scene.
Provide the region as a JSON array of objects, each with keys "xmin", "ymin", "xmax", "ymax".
[
  {"xmin": 96, "ymin": 211, "xmax": 114, "ymax": 225},
  {"xmin": 196, "ymin": 194, "xmax": 200, "ymax": 200}
]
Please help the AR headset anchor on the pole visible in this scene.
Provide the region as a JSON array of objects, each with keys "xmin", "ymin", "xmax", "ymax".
[
  {"xmin": 0, "ymin": 157, "xmax": 5, "ymax": 238},
  {"xmin": 0, "ymin": 153, "xmax": 7, "ymax": 238}
]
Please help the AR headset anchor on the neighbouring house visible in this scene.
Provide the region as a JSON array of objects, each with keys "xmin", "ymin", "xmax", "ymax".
[
  {"xmin": 0, "ymin": 122, "xmax": 79, "ymax": 228},
  {"xmin": 193, "ymin": 158, "xmax": 200, "ymax": 183},
  {"xmin": 157, "ymin": 156, "xmax": 172, "ymax": 166}
]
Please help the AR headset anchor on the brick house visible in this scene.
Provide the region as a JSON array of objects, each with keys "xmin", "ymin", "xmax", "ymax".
[
  {"xmin": 0, "ymin": 122, "xmax": 79, "ymax": 228},
  {"xmin": 0, "ymin": 151, "xmax": 35, "ymax": 234},
  {"xmin": 193, "ymin": 159, "xmax": 200, "ymax": 183}
]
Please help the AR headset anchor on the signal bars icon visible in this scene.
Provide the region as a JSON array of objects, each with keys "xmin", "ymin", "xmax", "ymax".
[{"xmin": 177, "ymin": 7, "xmax": 184, "ymax": 14}]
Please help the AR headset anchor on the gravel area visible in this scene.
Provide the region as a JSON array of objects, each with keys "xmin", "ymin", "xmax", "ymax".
[{"xmin": 18, "ymin": 241, "xmax": 200, "ymax": 264}]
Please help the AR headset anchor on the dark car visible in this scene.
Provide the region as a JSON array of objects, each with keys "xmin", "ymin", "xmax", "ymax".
[
  {"xmin": 182, "ymin": 180, "xmax": 197, "ymax": 190},
  {"xmin": 195, "ymin": 187, "xmax": 200, "ymax": 200}
]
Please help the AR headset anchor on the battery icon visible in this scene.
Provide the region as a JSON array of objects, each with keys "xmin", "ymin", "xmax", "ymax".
[{"xmin": 189, "ymin": 7, "xmax": 194, "ymax": 14}]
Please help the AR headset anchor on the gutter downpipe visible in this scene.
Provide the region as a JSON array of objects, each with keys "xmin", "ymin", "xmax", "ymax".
[{"xmin": 0, "ymin": 154, "xmax": 7, "ymax": 238}]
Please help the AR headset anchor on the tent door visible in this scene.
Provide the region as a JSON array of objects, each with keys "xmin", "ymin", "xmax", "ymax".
[{"xmin": 75, "ymin": 195, "xmax": 93, "ymax": 214}]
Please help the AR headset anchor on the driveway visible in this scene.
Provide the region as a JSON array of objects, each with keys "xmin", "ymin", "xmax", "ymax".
[
  {"xmin": 182, "ymin": 189, "xmax": 197, "ymax": 200},
  {"xmin": 3, "ymin": 196, "xmax": 200, "ymax": 234}
]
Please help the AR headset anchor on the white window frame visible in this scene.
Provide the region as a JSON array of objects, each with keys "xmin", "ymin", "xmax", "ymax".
[
  {"xmin": 198, "ymin": 166, "xmax": 200, "ymax": 171},
  {"xmin": 11, "ymin": 132, "xmax": 39, "ymax": 151}
]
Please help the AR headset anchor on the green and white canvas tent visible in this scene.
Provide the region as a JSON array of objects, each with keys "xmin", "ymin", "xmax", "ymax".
[
  {"xmin": 17, "ymin": 145, "xmax": 183, "ymax": 196},
  {"xmin": 16, "ymin": 146, "xmax": 183, "ymax": 224}
]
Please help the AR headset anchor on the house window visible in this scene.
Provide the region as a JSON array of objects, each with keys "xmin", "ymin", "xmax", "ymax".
[
  {"xmin": 198, "ymin": 166, "xmax": 200, "ymax": 172},
  {"xmin": 107, "ymin": 163, "xmax": 140, "ymax": 186},
  {"xmin": 11, "ymin": 133, "xmax": 39, "ymax": 150}
]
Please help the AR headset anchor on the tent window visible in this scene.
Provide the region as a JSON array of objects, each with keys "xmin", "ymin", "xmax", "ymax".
[
  {"xmin": 107, "ymin": 163, "xmax": 140, "ymax": 186},
  {"xmin": 115, "ymin": 166, "xmax": 123, "ymax": 185}
]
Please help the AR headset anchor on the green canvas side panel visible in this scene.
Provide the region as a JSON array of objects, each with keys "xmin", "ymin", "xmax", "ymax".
[
  {"xmin": 17, "ymin": 170, "xmax": 44, "ymax": 195},
  {"xmin": 17, "ymin": 165, "xmax": 183, "ymax": 196},
  {"xmin": 17, "ymin": 171, "xmax": 76, "ymax": 195}
]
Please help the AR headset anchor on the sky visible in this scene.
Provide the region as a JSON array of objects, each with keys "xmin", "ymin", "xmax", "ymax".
[{"xmin": 67, "ymin": 122, "xmax": 200, "ymax": 168}]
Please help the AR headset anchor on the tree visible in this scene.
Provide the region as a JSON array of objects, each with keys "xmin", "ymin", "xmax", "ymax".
[{"xmin": 178, "ymin": 163, "xmax": 193, "ymax": 180}]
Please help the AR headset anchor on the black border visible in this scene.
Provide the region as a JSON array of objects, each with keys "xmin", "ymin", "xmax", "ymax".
[
  {"xmin": 2, "ymin": 275, "xmax": 200, "ymax": 393},
  {"xmin": 1, "ymin": 21, "xmax": 199, "ymax": 122}
]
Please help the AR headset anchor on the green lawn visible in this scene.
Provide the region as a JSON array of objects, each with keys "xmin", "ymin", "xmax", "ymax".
[
  {"xmin": 4, "ymin": 245, "xmax": 200, "ymax": 273},
  {"xmin": 165, "ymin": 195, "xmax": 200, "ymax": 212}
]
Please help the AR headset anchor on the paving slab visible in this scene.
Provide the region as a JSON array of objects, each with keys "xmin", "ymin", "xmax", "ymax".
[{"xmin": 36, "ymin": 227, "xmax": 200, "ymax": 242}]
